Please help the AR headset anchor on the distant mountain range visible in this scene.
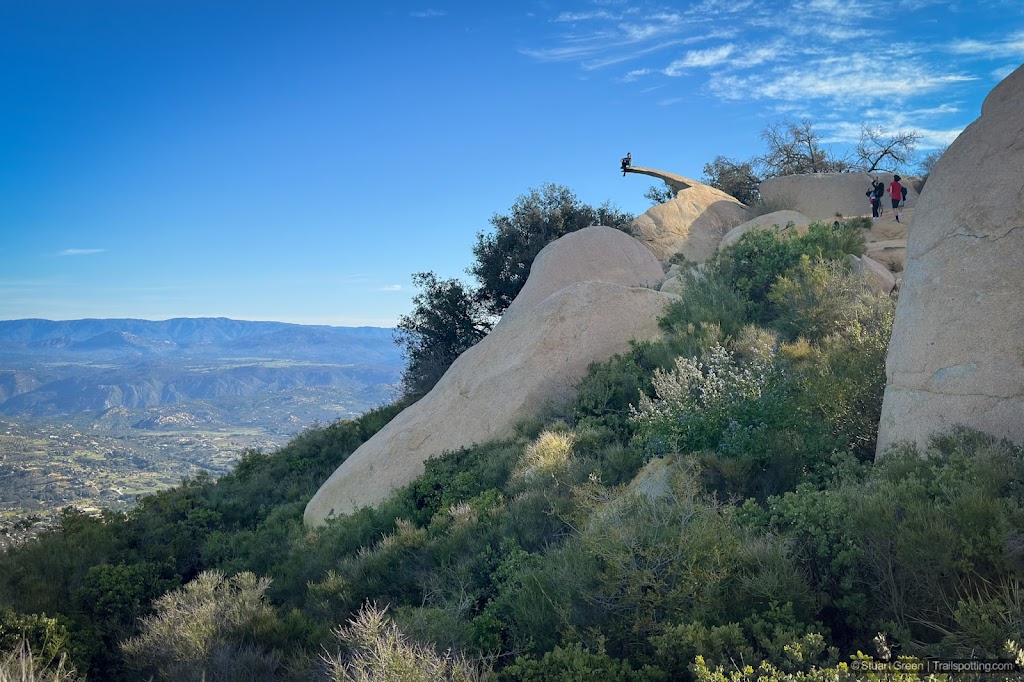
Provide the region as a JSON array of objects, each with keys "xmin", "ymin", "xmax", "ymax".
[
  {"xmin": 0, "ymin": 317, "xmax": 401, "ymax": 364},
  {"xmin": 0, "ymin": 318, "xmax": 404, "ymax": 423}
]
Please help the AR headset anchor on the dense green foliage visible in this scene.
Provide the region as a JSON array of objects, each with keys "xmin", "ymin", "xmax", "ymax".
[
  {"xmin": 3, "ymin": 222, "xmax": 1023, "ymax": 680},
  {"xmin": 701, "ymin": 156, "xmax": 762, "ymax": 206},
  {"xmin": 469, "ymin": 183, "xmax": 634, "ymax": 317},
  {"xmin": 644, "ymin": 183, "xmax": 677, "ymax": 205},
  {"xmin": 395, "ymin": 272, "xmax": 493, "ymax": 401},
  {"xmin": 396, "ymin": 183, "xmax": 633, "ymax": 400}
]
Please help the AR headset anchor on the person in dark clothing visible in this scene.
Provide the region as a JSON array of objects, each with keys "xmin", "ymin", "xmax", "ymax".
[
  {"xmin": 867, "ymin": 176, "xmax": 885, "ymax": 220},
  {"xmin": 620, "ymin": 152, "xmax": 632, "ymax": 175}
]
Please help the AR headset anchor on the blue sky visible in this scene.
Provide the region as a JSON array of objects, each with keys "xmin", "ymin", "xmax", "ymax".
[{"xmin": 2, "ymin": 1, "xmax": 1021, "ymax": 327}]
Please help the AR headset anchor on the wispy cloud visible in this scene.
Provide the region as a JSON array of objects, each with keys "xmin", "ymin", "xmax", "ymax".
[
  {"xmin": 903, "ymin": 103, "xmax": 962, "ymax": 117},
  {"xmin": 379, "ymin": 284, "xmax": 403, "ymax": 292},
  {"xmin": 555, "ymin": 10, "xmax": 619, "ymax": 22},
  {"xmin": 620, "ymin": 68, "xmax": 651, "ymax": 82},
  {"xmin": 58, "ymin": 248, "xmax": 106, "ymax": 256},
  {"xmin": 520, "ymin": 41, "xmax": 608, "ymax": 63},
  {"xmin": 690, "ymin": 0, "xmax": 758, "ymax": 15},
  {"xmin": 410, "ymin": 9, "xmax": 446, "ymax": 19},
  {"xmin": 909, "ymin": 126, "xmax": 965, "ymax": 148},
  {"xmin": 520, "ymin": 0, "xmax": 1017, "ymax": 160},
  {"xmin": 611, "ymin": 9, "xmax": 692, "ymax": 43},
  {"xmin": 729, "ymin": 42, "xmax": 787, "ymax": 68},
  {"xmin": 664, "ymin": 45, "xmax": 735, "ymax": 75},
  {"xmin": 797, "ymin": 0, "xmax": 882, "ymax": 19},
  {"xmin": 949, "ymin": 31, "xmax": 1024, "ymax": 58},
  {"xmin": 992, "ymin": 64, "xmax": 1019, "ymax": 80},
  {"xmin": 711, "ymin": 54, "xmax": 976, "ymax": 104}
]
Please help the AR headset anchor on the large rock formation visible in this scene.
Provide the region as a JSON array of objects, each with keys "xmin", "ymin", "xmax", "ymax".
[
  {"xmin": 876, "ymin": 64, "xmax": 1024, "ymax": 455},
  {"xmin": 629, "ymin": 173, "xmax": 750, "ymax": 261},
  {"xmin": 501, "ymin": 226, "xmax": 664, "ymax": 324},
  {"xmin": 760, "ymin": 172, "xmax": 918, "ymax": 221},
  {"xmin": 305, "ymin": 227, "xmax": 677, "ymax": 524}
]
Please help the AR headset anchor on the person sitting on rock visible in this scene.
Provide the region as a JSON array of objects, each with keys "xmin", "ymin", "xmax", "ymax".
[{"xmin": 620, "ymin": 152, "xmax": 632, "ymax": 175}]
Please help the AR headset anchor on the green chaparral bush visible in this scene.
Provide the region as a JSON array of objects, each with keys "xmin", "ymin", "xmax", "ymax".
[
  {"xmin": 469, "ymin": 546, "xmax": 567, "ymax": 656},
  {"xmin": 785, "ymin": 287, "xmax": 894, "ymax": 461},
  {"xmin": 658, "ymin": 273, "xmax": 749, "ymax": 348},
  {"xmin": 561, "ymin": 463, "xmax": 744, "ymax": 655},
  {"xmin": 797, "ymin": 220, "xmax": 867, "ymax": 261},
  {"xmin": 752, "ymin": 428, "xmax": 1024, "ymax": 657},
  {"xmin": 691, "ymin": 650, "xmax": 947, "ymax": 682},
  {"xmin": 401, "ymin": 438, "xmax": 522, "ymax": 527},
  {"xmin": 654, "ymin": 625, "xmax": 837, "ymax": 682},
  {"xmin": 630, "ymin": 340, "xmax": 782, "ymax": 457},
  {"xmin": 628, "ymin": 336, "xmax": 828, "ymax": 499},
  {"xmin": 0, "ymin": 609, "xmax": 77, "ymax": 679},
  {"xmin": 70, "ymin": 560, "xmax": 180, "ymax": 677},
  {"xmin": 709, "ymin": 221, "xmax": 865, "ymax": 316},
  {"xmin": 572, "ymin": 340, "xmax": 683, "ymax": 443},
  {"xmin": 499, "ymin": 640, "xmax": 665, "ymax": 682},
  {"xmin": 767, "ymin": 256, "xmax": 881, "ymax": 342}
]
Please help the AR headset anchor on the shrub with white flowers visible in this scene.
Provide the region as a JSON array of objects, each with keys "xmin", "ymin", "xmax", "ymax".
[{"xmin": 630, "ymin": 342, "xmax": 784, "ymax": 458}]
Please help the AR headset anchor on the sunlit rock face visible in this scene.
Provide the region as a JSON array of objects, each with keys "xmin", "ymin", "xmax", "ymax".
[
  {"xmin": 876, "ymin": 64, "xmax": 1024, "ymax": 456},
  {"xmin": 304, "ymin": 227, "xmax": 676, "ymax": 524},
  {"xmin": 629, "ymin": 175, "xmax": 750, "ymax": 262}
]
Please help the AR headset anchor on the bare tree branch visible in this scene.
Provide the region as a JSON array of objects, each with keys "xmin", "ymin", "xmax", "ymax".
[
  {"xmin": 759, "ymin": 119, "xmax": 850, "ymax": 176},
  {"xmin": 855, "ymin": 124, "xmax": 920, "ymax": 172}
]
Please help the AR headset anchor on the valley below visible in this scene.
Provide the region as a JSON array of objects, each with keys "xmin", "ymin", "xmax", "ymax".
[{"xmin": 0, "ymin": 318, "xmax": 403, "ymax": 545}]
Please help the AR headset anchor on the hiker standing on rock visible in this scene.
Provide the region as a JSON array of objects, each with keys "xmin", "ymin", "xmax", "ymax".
[
  {"xmin": 888, "ymin": 175, "xmax": 905, "ymax": 222},
  {"xmin": 621, "ymin": 152, "xmax": 632, "ymax": 175},
  {"xmin": 867, "ymin": 176, "xmax": 885, "ymax": 221}
]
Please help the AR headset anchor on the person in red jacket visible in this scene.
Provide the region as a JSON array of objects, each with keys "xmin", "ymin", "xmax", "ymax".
[{"xmin": 888, "ymin": 174, "xmax": 905, "ymax": 222}]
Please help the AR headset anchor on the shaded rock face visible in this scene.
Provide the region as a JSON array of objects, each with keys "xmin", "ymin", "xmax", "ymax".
[
  {"xmin": 719, "ymin": 210, "xmax": 811, "ymax": 249},
  {"xmin": 629, "ymin": 177, "xmax": 751, "ymax": 262},
  {"xmin": 304, "ymin": 228, "xmax": 677, "ymax": 524},
  {"xmin": 876, "ymin": 64, "xmax": 1024, "ymax": 456},
  {"xmin": 760, "ymin": 172, "xmax": 919, "ymax": 221}
]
